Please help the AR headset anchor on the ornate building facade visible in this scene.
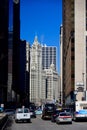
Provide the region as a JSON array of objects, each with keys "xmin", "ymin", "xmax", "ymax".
[{"xmin": 30, "ymin": 36, "xmax": 60, "ymax": 105}]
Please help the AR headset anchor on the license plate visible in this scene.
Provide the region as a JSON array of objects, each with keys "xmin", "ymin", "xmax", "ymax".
[
  {"xmin": 24, "ymin": 114, "xmax": 27, "ymax": 116},
  {"xmin": 63, "ymin": 118, "xmax": 67, "ymax": 120}
]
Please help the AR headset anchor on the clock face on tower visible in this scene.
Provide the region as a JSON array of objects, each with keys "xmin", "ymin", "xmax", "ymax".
[{"xmin": 13, "ymin": 0, "xmax": 19, "ymax": 4}]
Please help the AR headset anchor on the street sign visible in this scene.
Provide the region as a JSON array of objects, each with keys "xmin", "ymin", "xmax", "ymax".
[
  {"xmin": 76, "ymin": 82, "xmax": 84, "ymax": 86},
  {"xmin": 77, "ymin": 86, "xmax": 84, "ymax": 92}
]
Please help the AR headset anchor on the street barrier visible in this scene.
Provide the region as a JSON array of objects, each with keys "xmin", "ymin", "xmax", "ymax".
[{"xmin": 0, "ymin": 113, "xmax": 8, "ymax": 130}]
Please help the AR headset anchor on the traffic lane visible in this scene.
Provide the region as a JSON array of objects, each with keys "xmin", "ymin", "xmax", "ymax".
[{"xmin": 4, "ymin": 115, "xmax": 87, "ymax": 130}]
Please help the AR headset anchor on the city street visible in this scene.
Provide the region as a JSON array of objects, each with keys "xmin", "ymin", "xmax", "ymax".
[{"xmin": 4, "ymin": 115, "xmax": 87, "ymax": 130}]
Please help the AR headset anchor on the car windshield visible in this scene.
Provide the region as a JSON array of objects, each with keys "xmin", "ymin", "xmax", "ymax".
[
  {"xmin": 60, "ymin": 112, "xmax": 71, "ymax": 116},
  {"xmin": 17, "ymin": 108, "xmax": 29, "ymax": 113},
  {"xmin": 45, "ymin": 104, "xmax": 56, "ymax": 110},
  {"xmin": 5, "ymin": 109, "xmax": 14, "ymax": 112},
  {"xmin": 24, "ymin": 108, "xmax": 29, "ymax": 113},
  {"xmin": 17, "ymin": 109, "xmax": 23, "ymax": 113}
]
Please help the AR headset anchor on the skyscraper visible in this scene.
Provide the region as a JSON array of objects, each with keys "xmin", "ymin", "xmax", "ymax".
[
  {"xmin": 0, "ymin": 0, "xmax": 21, "ymax": 104},
  {"xmin": 0, "ymin": 0, "xmax": 8, "ymax": 103},
  {"xmin": 42, "ymin": 45, "xmax": 57, "ymax": 70},
  {"xmin": 62, "ymin": 0, "xmax": 87, "ymax": 105},
  {"xmin": 12, "ymin": 0, "xmax": 20, "ymax": 100}
]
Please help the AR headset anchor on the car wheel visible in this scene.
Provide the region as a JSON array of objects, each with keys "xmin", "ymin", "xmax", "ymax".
[
  {"xmin": 34, "ymin": 115, "xmax": 36, "ymax": 118},
  {"xmin": 41, "ymin": 115, "xmax": 44, "ymax": 120},
  {"xmin": 70, "ymin": 122, "xmax": 72, "ymax": 124},
  {"xmin": 15, "ymin": 119, "xmax": 18, "ymax": 123},
  {"xmin": 58, "ymin": 121, "xmax": 60, "ymax": 124},
  {"xmin": 51, "ymin": 118, "xmax": 54, "ymax": 122},
  {"xmin": 73, "ymin": 116, "xmax": 77, "ymax": 121},
  {"xmin": 56, "ymin": 120, "xmax": 60, "ymax": 124},
  {"xmin": 27, "ymin": 119, "xmax": 31, "ymax": 123}
]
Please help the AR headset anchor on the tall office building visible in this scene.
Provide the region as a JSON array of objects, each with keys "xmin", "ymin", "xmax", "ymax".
[
  {"xmin": 26, "ymin": 42, "xmax": 30, "ymax": 104},
  {"xmin": 19, "ymin": 40, "xmax": 26, "ymax": 103},
  {"xmin": 60, "ymin": 25, "xmax": 63, "ymax": 105},
  {"xmin": 0, "ymin": 0, "xmax": 20, "ymax": 104},
  {"xmin": 42, "ymin": 45, "xmax": 57, "ymax": 70},
  {"xmin": 7, "ymin": 0, "xmax": 21, "ymax": 103},
  {"xmin": 62, "ymin": 0, "xmax": 87, "ymax": 105},
  {"xmin": 0, "ymin": 0, "xmax": 8, "ymax": 103},
  {"xmin": 12, "ymin": 0, "xmax": 20, "ymax": 101}
]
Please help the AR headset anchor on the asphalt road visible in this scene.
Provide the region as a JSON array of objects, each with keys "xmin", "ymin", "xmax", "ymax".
[{"xmin": 4, "ymin": 115, "xmax": 87, "ymax": 130}]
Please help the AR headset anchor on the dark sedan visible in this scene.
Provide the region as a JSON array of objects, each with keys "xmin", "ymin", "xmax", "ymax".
[
  {"xmin": 4, "ymin": 109, "xmax": 15, "ymax": 116},
  {"xmin": 41, "ymin": 103, "xmax": 56, "ymax": 120},
  {"xmin": 51, "ymin": 109, "xmax": 63, "ymax": 122},
  {"xmin": 30, "ymin": 108, "xmax": 36, "ymax": 118}
]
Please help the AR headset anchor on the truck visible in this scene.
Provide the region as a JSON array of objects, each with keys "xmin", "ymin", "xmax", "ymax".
[{"xmin": 73, "ymin": 101, "xmax": 87, "ymax": 121}]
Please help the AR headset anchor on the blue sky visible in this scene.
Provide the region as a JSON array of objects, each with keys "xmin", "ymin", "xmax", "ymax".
[{"xmin": 20, "ymin": 0, "xmax": 62, "ymax": 73}]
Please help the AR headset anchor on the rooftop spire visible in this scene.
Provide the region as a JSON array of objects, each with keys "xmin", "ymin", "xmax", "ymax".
[{"xmin": 34, "ymin": 35, "xmax": 38, "ymax": 42}]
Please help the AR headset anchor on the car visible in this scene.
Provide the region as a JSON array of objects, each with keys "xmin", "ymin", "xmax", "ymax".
[
  {"xmin": 73, "ymin": 109, "xmax": 87, "ymax": 121},
  {"xmin": 35, "ymin": 108, "xmax": 42, "ymax": 115},
  {"xmin": 15, "ymin": 108, "xmax": 31, "ymax": 123},
  {"xmin": 0, "ymin": 107, "xmax": 4, "ymax": 113},
  {"xmin": 41, "ymin": 103, "xmax": 56, "ymax": 119},
  {"xmin": 30, "ymin": 108, "xmax": 36, "ymax": 118},
  {"xmin": 4, "ymin": 109, "xmax": 15, "ymax": 116},
  {"xmin": 56, "ymin": 112, "xmax": 72, "ymax": 124},
  {"xmin": 51, "ymin": 109, "xmax": 62, "ymax": 122},
  {"xmin": 29, "ymin": 104, "xmax": 36, "ymax": 118}
]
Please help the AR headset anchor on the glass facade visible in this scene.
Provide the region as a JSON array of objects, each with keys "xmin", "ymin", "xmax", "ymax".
[
  {"xmin": 8, "ymin": 0, "xmax": 13, "ymax": 74},
  {"xmin": 9, "ymin": 0, "xmax": 13, "ymax": 32},
  {"xmin": 0, "ymin": 0, "xmax": 8, "ymax": 103},
  {"xmin": 42, "ymin": 46, "xmax": 57, "ymax": 70}
]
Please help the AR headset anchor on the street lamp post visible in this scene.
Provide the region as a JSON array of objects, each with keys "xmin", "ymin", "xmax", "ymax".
[
  {"xmin": 82, "ymin": 72, "xmax": 85, "ymax": 100},
  {"xmin": 74, "ymin": 90, "xmax": 78, "ymax": 111}
]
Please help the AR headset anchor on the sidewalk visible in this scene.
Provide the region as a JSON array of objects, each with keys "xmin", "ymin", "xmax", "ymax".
[{"xmin": 0, "ymin": 113, "xmax": 8, "ymax": 129}]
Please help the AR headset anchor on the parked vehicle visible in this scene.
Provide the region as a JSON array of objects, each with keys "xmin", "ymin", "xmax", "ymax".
[
  {"xmin": 29, "ymin": 104, "xmax": 36, "ymax": 118},
  {"xmin": 35, "ymin": 108, "xmax": 42, "ymax": 115},
  {"xmin": 56, "ymin": 112, "xmax": 72, "ymax": 124},
  {"xmin": 4, "ymin": 109, "xmax": 15, "ymax": 116},
  {"xmin": 0, "ymin": 107, "xmax": 4, "ymax": 113},
  {"xmin": 41, "ymin": 103, "xmax": 56, "ymax": 119},
  {"xmin": 73, "ymin": 101, "xmax": 87, "ymax": 121},
  {"xmin": 30, "ymin": 108, "xmax": 36, "ymax": 118},
  {"xmin": 15, "ymin": 108, "xmax": 31, "ymax": 123}
]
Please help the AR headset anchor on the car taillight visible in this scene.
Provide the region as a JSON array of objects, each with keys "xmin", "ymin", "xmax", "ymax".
[{"xmin": 59, "ymin": 116, "xmax": 71, "ymax": 118}]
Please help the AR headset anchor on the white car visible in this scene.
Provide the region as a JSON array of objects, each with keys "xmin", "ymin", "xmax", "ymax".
[
  {"xmin": 56, "ymin": 112, "xmax": 72, "ymax": 124},
  {"xmin": 15, "ymin": 108, "xmax": 31, "ymax": 123}
]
